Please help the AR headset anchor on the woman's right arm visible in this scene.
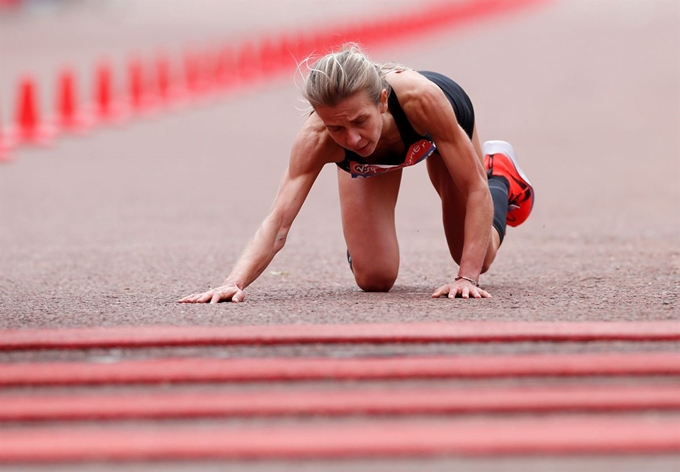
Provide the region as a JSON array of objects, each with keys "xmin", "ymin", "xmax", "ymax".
[{"xmin": 179, "ymin": 121, "xmax": 337, "ymax": 303}]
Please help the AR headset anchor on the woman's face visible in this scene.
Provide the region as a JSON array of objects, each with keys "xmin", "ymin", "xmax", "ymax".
[{"xmin": 315, "ymin": 89, "xmax": 388, "ymax": 157}]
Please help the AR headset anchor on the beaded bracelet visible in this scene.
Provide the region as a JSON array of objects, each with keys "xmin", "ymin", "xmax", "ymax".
[{"xmin": 455, "ymin": 276, "xmax": 480, "ymax": 287}]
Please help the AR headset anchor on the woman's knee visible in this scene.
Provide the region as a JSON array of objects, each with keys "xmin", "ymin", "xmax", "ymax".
[
  {"xmin": 355, "ymin": 274, "xmax": 397, "ymax": 292},
  {"xmin": 481, "ymin": 229, "xmax": 502, "ymax": 273},
  {"xmin": 481, "ymin": 246, "xmax": 496, "ymax": 273},
  {"xmin": 353, "ymin": 265, "xmax": 398, "ymax": 292},
  {"xmin": 481, "ymin": 260, "xmax": 492, "ymax": 274}
]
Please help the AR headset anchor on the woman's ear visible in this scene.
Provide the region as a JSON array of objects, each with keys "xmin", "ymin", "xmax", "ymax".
[{"xmin": 380, "ymin": 89, "xmax": 388, "ymax": 112}]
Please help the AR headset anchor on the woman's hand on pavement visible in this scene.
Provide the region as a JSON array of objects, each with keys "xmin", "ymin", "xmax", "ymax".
[
  {"xmin": 178, "ymin": 284, "xmax": 246, "ymax": 304},
  {"xmin": 432, "ymin": 279, "xmax": 491, "ymax": 299}
]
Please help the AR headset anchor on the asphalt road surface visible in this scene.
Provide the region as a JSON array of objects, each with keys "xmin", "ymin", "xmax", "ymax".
[{"xmin": 0, "ymin": 0, "xmax": 679, "ymax": 470}]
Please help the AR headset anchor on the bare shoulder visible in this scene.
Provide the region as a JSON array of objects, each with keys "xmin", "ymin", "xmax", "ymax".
[
  {"xmin": 291, "ymin": 113, "xmax": 344, "ymax": 171},
  {"xmin": 386, "ymin": 70, "xmax": 453, "ymax": 134}
]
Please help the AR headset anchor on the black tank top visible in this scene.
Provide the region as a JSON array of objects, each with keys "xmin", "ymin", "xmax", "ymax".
[{"xmin": 335, "ymin": 85, "xmax": 437, "ymax": 178}]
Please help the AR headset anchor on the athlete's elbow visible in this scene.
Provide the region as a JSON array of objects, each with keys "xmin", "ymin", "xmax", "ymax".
[{"xmin": 273, "ymin": 223, "xmax": 291, "ymax": 252}]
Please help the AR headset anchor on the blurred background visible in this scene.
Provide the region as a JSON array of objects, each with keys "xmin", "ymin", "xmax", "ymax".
[
  {"xmin": 0, "ymin": 0, "xmax": 420, "ymax": 120},
  {"xmin": 1, "ymin": 0, "xmax": 677, "ymax": 323},
  {"xmin": 0, "ymin": 1, "xmax": 679, "ymax": 471}
]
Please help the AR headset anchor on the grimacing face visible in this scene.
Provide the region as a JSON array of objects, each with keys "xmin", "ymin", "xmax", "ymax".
[{"xmin": 314, "ymin": 89, "xmax": 388, "ymax": 157}]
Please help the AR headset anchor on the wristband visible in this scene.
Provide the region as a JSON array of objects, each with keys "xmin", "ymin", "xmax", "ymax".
[{"xmin": 455, "ymin": 276, "xmax": 479, "ymax": 287}]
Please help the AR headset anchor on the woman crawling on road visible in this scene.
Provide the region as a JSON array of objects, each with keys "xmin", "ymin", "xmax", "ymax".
[{"xmin": 179, "ymin": 43, "xmax": 534, "ymax": 304}]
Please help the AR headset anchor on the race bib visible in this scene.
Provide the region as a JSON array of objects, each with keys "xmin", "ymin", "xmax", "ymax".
[{"xmin": 350, "ymin": 139, "xmax": 436, "ymax": 178}]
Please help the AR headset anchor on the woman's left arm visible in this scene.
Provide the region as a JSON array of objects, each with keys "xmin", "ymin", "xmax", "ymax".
[{"xmin": 403, "ymin": 82, "xmax": 493, "ymax": 298}]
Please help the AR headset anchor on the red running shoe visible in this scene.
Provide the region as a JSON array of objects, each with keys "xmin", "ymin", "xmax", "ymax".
[{"xmin": 483, "ymin": 140, "xmax": 534, "ymax": 227}]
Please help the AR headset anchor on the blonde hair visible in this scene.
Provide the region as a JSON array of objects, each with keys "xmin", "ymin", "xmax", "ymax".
[{"xmin": 302, "ymin": 43, "xmax": 406, "ymax": 108}]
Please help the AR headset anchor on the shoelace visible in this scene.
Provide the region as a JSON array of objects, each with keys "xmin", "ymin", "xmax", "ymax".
[{"xmin": 508, "ymin": 185, "xmax": 532, "ymax": 208}]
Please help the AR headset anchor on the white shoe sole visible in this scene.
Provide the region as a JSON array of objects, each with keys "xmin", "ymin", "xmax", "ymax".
[{"xmin": 483, "ymin": 140, "xmax": 532, "ymax": 187}]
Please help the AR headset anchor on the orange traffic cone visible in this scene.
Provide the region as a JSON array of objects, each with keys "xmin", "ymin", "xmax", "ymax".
[
  {"xmin": 291, "ymin": 33, "xmax": 314, "ymax": 63},
  {"xmin": 92, "ymin": 61, "xmax": 127, "ymax": 123},
  {"xmin": 259, "ymin": 38, "xmax": 279, "ymax": 75},
  {"xmin": 236, "ymin": 42, "xmax": 260, "ymax": 82},
  {"xmin": 154, "ymin": 51, "xmax": 189, "ymax": 106},
  {"xmin": 183, "ymin": 51, "xmax": 200, "ymax": 95},
  {"xmin": 276, "ymin": 35, "xmax": 297, "ymax": 72},
  {"xmin": 128, "ymin": 56, "xmax": 158, "ymax": 113},
  {"xmin": 183, "ymin": 49, "xmax": 213, "ymax": 96},
  {"xmin": 156, "ymin": 53, "xmax": 171, "ymax": 101},
  {"xmin": 55, "ymin": 68, "xmax": 92, "ymax": 132},
  {"xmin": 12, "ymin": 75, "xmax": 55, "ymax": 146},
  {"xmin": 213, "ymin": 46, "xmax": 237, "ymax": 89}
]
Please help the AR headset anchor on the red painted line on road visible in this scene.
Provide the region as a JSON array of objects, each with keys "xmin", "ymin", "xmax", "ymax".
[
  {"xmin": 1, "ymin": 352, "xmax": 679, "ymax": 387},
  {"xmin": 0, "ymin": 417, "xmax": 678, "ymax": 462},
  {"xmin": 2, "ymin": 322, "xmax": 679, "ymax": 350},
  {"xmin": 2, "ymin": 385, "xmax": 680, "ymax": 422}
]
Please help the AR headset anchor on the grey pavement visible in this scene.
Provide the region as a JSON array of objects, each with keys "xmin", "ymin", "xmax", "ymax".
[{"xmin": 0, "ymin": 0, "xmax": 679, "ymax": 470}]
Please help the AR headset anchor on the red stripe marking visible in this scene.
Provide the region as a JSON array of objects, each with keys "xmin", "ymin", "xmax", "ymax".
[
  {"xmin": 2, "ymin": 322, "xmax": 679, "ymax": 350},
  {"xmin": 0, "ymin": 418, "xmax": 678, "ymax": 462},
  {"xmin": 1, "ymin": 352, "xmax": 679, "ymax": 386},
  {"xmin": 2, "ymin": 385, "xmax": 680, "ymax": 422}
]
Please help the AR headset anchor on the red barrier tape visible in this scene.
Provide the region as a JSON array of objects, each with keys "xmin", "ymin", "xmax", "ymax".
[
  {"xmin": 2, "ymin": 385, "xmax": 680, "ymax": 422},
  {"xmin": 0, "ymin": 417, "xmax": 679, "ymax": 462},
  {"xmin": 2, "ymin": 321, "xmax": 679, "ymax": 350},
  {"xmin": 1, "ymin": 352, "xmax": 679, "ymax": 386}
]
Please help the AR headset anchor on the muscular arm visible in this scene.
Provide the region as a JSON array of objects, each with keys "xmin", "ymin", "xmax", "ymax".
[
  {"xmin": 401, "ymin": 78, "xmax": 493, "ymax": 286},
  {"xmin": 224, "ymin": 156, "xmax": 322, "ymax": 291},
  {"xmin": 180, "ymin": 120, "xmax": 335, "ymax": 303}
]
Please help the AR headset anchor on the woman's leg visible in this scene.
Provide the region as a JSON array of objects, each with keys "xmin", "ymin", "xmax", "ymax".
[
  {"xmin": 338, "ymin": 167, "xmax": 402, "ymax": 291},
  {"xmin": 426, "ymin": 125, "xmax": 501, "ymax": 274}
]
